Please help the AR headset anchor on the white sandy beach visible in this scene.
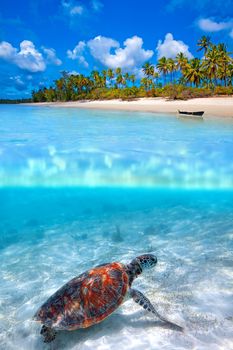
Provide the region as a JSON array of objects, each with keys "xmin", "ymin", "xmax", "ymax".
[{"xmin": 30, "ymin": 97, "xmax": 233, "ymax": 118}]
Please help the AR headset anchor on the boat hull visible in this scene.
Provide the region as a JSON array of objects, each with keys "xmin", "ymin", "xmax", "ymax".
[{"xmin": 178, "ymin": 110, "xmax": 204, "ymax": 117}]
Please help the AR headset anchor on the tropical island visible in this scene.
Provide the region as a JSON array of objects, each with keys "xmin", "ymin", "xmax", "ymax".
[{"xmin": 30, "ymin": 37, "xmax": 233, "ymax": 104}]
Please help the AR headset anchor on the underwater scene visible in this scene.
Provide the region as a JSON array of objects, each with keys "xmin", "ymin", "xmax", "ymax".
[{"xmin": 0, "ymin": 105, "xmax": 233, "ymax": 350}]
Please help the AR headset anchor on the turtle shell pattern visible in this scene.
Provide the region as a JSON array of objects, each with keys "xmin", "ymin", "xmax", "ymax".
[{"xmin": 34, "ymin": 262, "xmax": 129, "ymax": 330}]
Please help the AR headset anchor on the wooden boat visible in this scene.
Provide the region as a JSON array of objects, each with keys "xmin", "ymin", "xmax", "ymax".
[{"xmin": 178, "ymin": 110, "xmax": 204, "ymax": 117}]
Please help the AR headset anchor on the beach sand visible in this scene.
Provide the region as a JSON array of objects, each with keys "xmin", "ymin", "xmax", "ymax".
[{"xmin": 29, "ymin": 97, "xmax": 233, "ymax": 118}]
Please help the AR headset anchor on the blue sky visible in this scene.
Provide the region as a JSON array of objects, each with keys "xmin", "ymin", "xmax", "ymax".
[{"xmin": 0, "ymin": 0, "xmax": 233, "ymax": 98}]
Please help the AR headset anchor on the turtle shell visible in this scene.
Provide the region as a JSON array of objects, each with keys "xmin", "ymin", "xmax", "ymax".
[{"xmin": 34, "ymin": 262, "xmax": 129, "ymax": 330}]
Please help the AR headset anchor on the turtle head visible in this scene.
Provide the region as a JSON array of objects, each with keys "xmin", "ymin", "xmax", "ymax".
[
  {"xmin": 132, "ymin": 254, "xmax": 157, "ymax": 271},
  {"xmin": 127, "ymin": 254, "xmax": 157, "ymax": 282}
]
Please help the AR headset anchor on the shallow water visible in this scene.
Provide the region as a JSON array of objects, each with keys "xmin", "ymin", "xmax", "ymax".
[
  {"xmin": 0, "ymin": 106, "xmax": 233, "ymax": 350},
  {"xmin": 0, "ymin": 105, "xmax": 233, "ymax": 188}
]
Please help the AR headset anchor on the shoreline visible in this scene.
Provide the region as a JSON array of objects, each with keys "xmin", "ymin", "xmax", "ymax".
[{"xmin": 26, "ymin": 97, "xmax": 233, "ymax": 118}]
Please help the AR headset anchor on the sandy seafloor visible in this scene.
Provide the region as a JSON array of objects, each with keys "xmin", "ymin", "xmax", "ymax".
[
  {"xmin": 0, "ymin": 105, "xmax": 233, "ymax": 350},
  {"xmin": 1, "ymin": 189, "xmax": 233, "ymax": 350}
]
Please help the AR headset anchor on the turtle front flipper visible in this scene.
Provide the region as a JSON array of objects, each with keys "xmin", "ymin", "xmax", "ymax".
[
  {"xmin": 40, "ymin": 325, "xmax": 57, "ymax": 343},
  {"xmin": 129, "ymin": 288, "xmax": 183, "ymax": 332}
]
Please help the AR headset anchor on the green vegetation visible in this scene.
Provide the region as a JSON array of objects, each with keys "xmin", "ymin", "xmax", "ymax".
[
  {"xmin": 32, "ymin": 37, "xmax": 233, "ymax": 102},
  {"xmin": 0, "ymin": 98, "xmax": 31, "ymax": 104}
]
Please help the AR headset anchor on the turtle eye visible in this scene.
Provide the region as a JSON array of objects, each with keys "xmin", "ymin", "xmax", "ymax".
[{"xmin": 150, "ymin": 256, "xmax": 157, "ymax": 266}]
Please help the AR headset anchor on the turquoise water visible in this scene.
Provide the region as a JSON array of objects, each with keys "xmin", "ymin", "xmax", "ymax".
[
  {"xmin": 0, "ymin": 105, "xmax": 233, "ymax": 350},
  {"xmin": 1, "ymin": 105, "xmax": 233, "ymax": 188}
]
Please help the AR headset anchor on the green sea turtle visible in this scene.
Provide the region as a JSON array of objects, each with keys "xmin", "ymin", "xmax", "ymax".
[{"xmin": 34, "ymin": 254, "xmax": 182, "ymax": 343}]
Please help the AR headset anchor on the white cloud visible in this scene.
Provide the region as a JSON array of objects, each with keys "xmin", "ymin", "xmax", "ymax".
[
  {"xmin": 198, "ymin": 18, "xmax": 233, "ymax": 32},
  {"xmin": 0, "ymin": 40, "xmax": 46, "ymax": 72},
  {"xmin": 0, "ymin": 40, "xmax": 61, "ymax": 72},
  {"xmin": 0, "ymin": 41, "xmax": 17, "ymax": 59},
  {"xmin": 70, "ymin": 6, "xmax": 83, "ymax": 15},
  {"xmin": 87, "ymin": 36, "xmax": 119, "ymax": 63},
  {"xmin": 67, "ymin": 41, "xmax": 85, "ymax": 59},
  {"xmin": 197, "ymin": 18, "xmax": 233, "ymax": 39},
  {"xmin": 156, "ymin": 33, "xmax": 193, "ymax": 59},
  {"xmin": 87, "ymin": 35, "xmax": 154, "ymax": 71},
  {"xmin": 9, "ymin": 75, "xmax": 26, "ymax": 91},
  {"xmin": 67, "ymin": 41, "xmax": 88, "ymax": 67},
  {"xmin": 61, "ymin": 1, "xmax": 84, "ymax": 16},
  {"xmin": 42, "ymin": 47, "xmax": 62, "ymax": 66},
  {"xmin": 68, "ymin": 70, "xmax": 80, "ymax": 75},
  {"xmin": 77, "ymin": 55, "xmax": 89, "ymax": 67},
  {"xmin": 91, "ymin": 0, "xmax": 103, "ymax": 11},
  {"xmin": 61, "ymin": 0, "xmax": 103, "ymax": 17}
]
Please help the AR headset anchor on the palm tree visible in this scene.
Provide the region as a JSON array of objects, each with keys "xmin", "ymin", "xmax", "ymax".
[
  {"xmin": 153, "ymin": 71, "xmax": 159, "ymax": 86},
  {"xmin": 102, "ymin": 70, "xmax": 107, "ymax": 88},
  {"xmin": 202, "ymin": 45, "xmax": 220, "ymax": 86},
  {"xmin": 91, "ymin": 70, "xmax": 103, "ymax": 88},
  {"xmin": 142, "ymin": 62, "xmax": 155, "ymax": 79},
  {"xmin": 156, "ymin": 57, "xmax": 169, "ymax": 85},
  {"xmin": 140, "ymin": 77, "xmax": 150, "ymax": 91},
  {"xmin": 176, "ymin": 53, "xmax": 188, "ymax": 72},
  {"xmin": 124, "ymin": 72, "xmax": 130, "ymax": 87},
  {"xmin": 226, "ymin": 63, "xmax": 233, "ymax": 86},
  {"xmin": 115, "ymin": 67, "xmax": 122, "ymax": 76},
  {"xmin": 129, "ymin": 74, "xmax": 136, "ymax": 86},
  {"xmin": 75, "ymin": 74, "xmax": 84, "ymax": 94},
  {"xmin": 107, "ymin": 68, "xmax": 114, "ymax": 87},
  {"xmin": 55, "ymin": 78, "xmax": 64, "ymax": 100},
  {"xmin": 55, "ymin": 71, "xmax": 72, "ymax": 101},
  {"xmin": 197, "ymin": 36, "xmax": 212, "ymax": 56},
  {"xmin": 78, "ymin": 74, "xmax": 87, "ymax": 93},
  {"xmin": 217, "ymin": 43, "xmax": 232, "ymax": 86},
  {"xmin": 116, "ymin": 73, "xmax": 124, "ymax": 88},
  {"xmin": 183, "ymin": 58, "xmax": 203, "ymax": 87},
  {"xmin": 176, "ymin": 53, "xmax": 189, "ymax": 85},
  {"xmin": 167, "ymin": 58, "xmax": 176, "ymax": 83},
  {"xmin": 115, "ymin": 67, "xmax": 124, "ymax": 88}
]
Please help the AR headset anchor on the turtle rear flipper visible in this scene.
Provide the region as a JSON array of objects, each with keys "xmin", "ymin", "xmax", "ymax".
[{"xmin": 40, "ymin": 325, "xmax": 57, "ymax": 343}]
